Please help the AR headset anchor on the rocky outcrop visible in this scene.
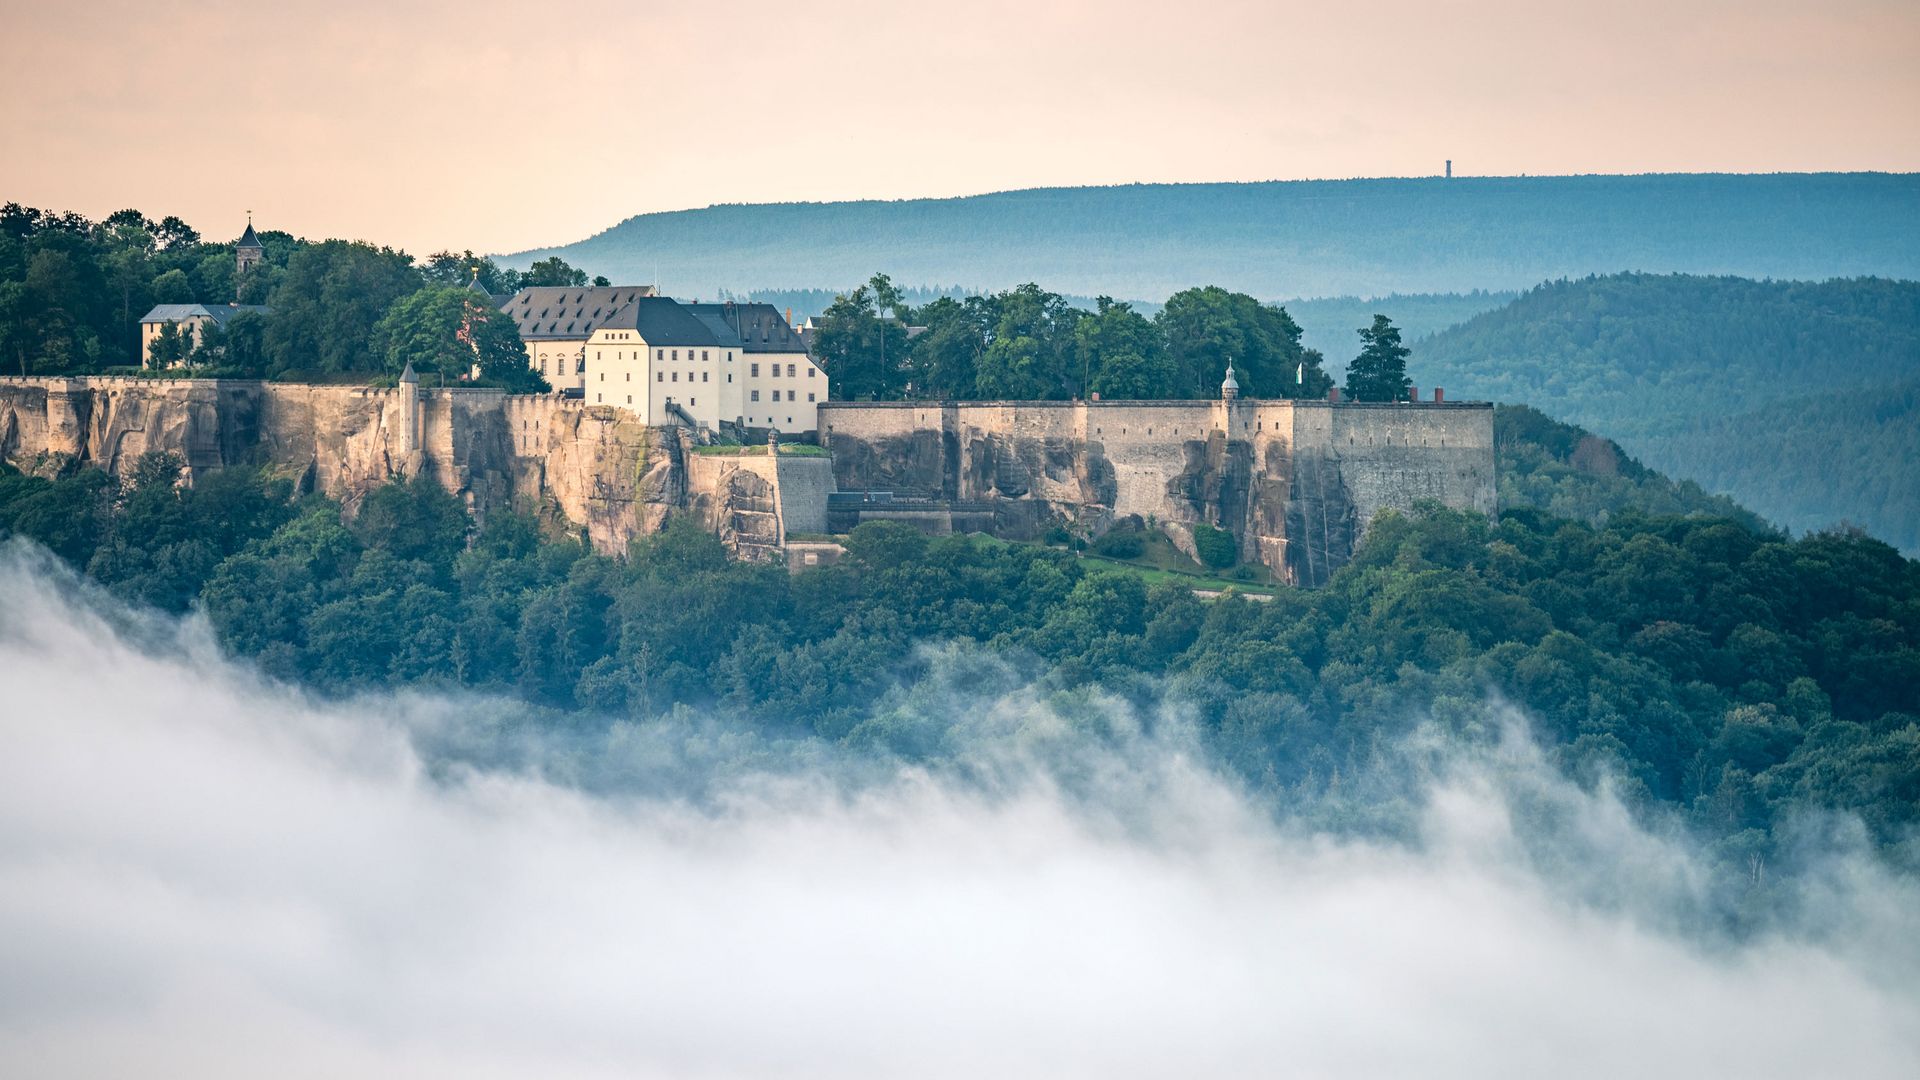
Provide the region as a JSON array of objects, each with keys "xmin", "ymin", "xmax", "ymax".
[{"xmin": 0, "ymin": 377, "xmax": 739, "ymax": 556}]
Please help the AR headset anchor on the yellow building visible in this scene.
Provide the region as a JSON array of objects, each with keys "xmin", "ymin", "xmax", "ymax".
[
  {"xmin": 498, "ymin": 285, "xmax": 657, "ymax": 392},
  {"xmin": 137, "ymin": 303, "xmax": 268, "ymax": 366}
]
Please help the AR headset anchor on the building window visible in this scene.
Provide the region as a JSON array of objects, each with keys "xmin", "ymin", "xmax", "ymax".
[
  {"xmin": 787, "ymin": 364, "xmax": 796, "ymax": 377},
  {"xmin": 751, "ymin": 390, "xmax": 760, "ymax": 401},
  {"xmin": 807, "ymin": 367, "xmax": 815, "ymax": 378},
  {"xmin": 626, "ymin": 372, "xmax": 631, "ymax": 381},
  {"xmin": 728, "ymin": 351, "xmax": 733, "ymax": 361},
  {"xmin": 596, "ymin": 393, "xmax": 602, "ymax": 402},
  {"xmin": 538, "ymin": 357, "xmax": 547, "ymax": 373},
  {"xmin": 751, "ymin": 363, "xmax": 760, "ymax": 377},
  {"xmin": 626, "ymin": 395, "xmax": 632, "ymax": 404},
  {"xmin": 656, "ymin": 349, "xmax": 663, "ymax": 360},
  {"xmin": 727, "ymin": 374, "xmax": 732, "ymax": 383},
  {"xmin": 672, "ymin": 372, "xmax": 678, "ymax": 382},
  {"xmin": 690, "ymin": 397, "xmax": 696, "ymax": 406},
  {"xmin": 701, "ymin": 371, "xmax": 708, "ymax": 382},
  {"xmin": 599, "ymin": 372, "xmax": 605, "ymax": 381},
  {"xmin": 672, "ymin": 349, "xmax": 678, "ymax": 361},
  {"xmin": 657, "ymin": 372, "xmax": 664, "ymax": 382},
  {"xmin": 576, "ymin": 357, "xmax": 584, "ymax": 373},
  {"xmin": 701, "ymin": 350, "xmax": 709, "ymax": 361},
  {"xmin": 807, "ymin": 392, "xmax": 815, "ymax": 402}
]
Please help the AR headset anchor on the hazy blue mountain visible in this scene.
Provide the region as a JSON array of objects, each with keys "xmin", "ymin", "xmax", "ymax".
[
  {"xmin": 1281, "ymin": 291, "xmax": 1519, "ymax": 360},
  {"xmin": 503, "ymin": 173, "xmax": 1920, "ymax": 301},
  {"xmin": 1415, "ymin": 274, "xmax": 1920, "ymax": 551}
]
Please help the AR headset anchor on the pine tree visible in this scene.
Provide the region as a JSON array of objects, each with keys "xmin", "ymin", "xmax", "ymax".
[{"xmin": 1344, "ymin": 315, "xmax": 1413, "ymax": 402}]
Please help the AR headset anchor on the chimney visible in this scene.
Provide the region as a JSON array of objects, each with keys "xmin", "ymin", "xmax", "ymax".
[
  {"xmin": 1433, "ymin": 387, "xmax": 1445, "ymax": 402},
  {"xmin": 1410, "ymin": 386, "xmax": 1419, "ymax": 403},
  {"xmin": 1328, "ymin": 387, "xmax": 1341, "ymax": 403},
  {"xmin": 786, "ymin": 306, "xmax": 794, "ymax": 328}
]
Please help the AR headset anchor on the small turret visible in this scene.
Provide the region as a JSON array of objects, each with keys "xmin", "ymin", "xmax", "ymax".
[
  {"xmin": 1221, "ymin": 362, "xmax": 1240, "ymax": 402},
  {"xmin": 397, "ymin": 363, "xmax": 421, "ymax": 458}
]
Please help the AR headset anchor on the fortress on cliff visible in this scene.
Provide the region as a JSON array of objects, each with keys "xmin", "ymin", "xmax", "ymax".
[{"xmin": 0, "ymin": 370, "xmax": 1492, "ymax": 586}]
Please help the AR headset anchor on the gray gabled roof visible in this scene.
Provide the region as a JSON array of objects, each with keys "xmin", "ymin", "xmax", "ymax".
[
  {"xmin": 138, "ymin": 303, "xmax": 269, "ymax": 325},
  {"xmin": 688, "ymin": 311, "xmax": 746, "ymax": 350},
  {"xmin": 236, "ymin": 223, "xmax": 262, "ymax": 250},
  {"xmin": 682, "ymin": 302, "xmax": 806, "ymax": 353},
  {"xmin": 599, "ymin": 296, "xmax": 721, "ymax": 347},
  {"xmin": 500, "ymin": 285, "xmax": 659, "ymax": 340}
]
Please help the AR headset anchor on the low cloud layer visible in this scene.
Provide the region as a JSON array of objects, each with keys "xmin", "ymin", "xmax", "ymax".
[{"xmin": 2, "ymin": 544, "xmax": 1917, "ymax": 1078}]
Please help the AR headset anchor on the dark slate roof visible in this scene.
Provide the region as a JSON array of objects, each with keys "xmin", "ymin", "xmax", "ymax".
[
  {"xmin": 599, "ymin": 296, "xmax": 721, "ymax": 347},
  {"xmin": 236, "ymin": 223, "xmax": 262, "ymax": 250},
  {"xmin": 139, "ymin": 303, "xmax": 269, "ymax": 325},
  {"xmin": 682, "ymin": 302, "xmax": 806, "ymax": 353},
  {"xmin": 500, "ymin": 285, "xmax": 659, "ymax": 340},
  {"xmin": 688, "ymin": 311, "xmax": 746, "ymax": 350}
]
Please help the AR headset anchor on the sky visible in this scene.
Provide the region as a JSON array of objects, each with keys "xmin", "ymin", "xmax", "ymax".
[
  {"xmin": 2, "ymin": 0, "xmax": 1917, "ymax": 256},
  {"xmin": 3, "ymin": 542, "xmax": 1919, "ymax": 1078}
]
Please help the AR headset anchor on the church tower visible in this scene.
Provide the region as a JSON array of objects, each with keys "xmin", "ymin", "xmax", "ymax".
[{"xmin": 235, "ymin": 213, "xmax": 264, "ymax": 277}]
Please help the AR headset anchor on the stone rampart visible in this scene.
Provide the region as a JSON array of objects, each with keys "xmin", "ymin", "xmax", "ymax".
[
  {"xmin": 0, "ymin": 377, "xmax": 1495, "ymax": 583},
  {"xmin": 820, "ymin": 398, "xmax": 1494, "ymax": 584}
]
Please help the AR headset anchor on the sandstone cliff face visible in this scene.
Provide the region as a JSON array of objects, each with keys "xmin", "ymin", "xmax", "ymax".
[{"xmin": 0, "ymin": 378, "xmax": 694, "ymax": 555}]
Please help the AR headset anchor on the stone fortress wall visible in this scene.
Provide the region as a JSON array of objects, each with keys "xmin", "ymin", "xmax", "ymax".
[
  {"xmin": 0, "ymin": 377, "xmax": 1493, "ymax": 584},
  {"xmin": 820, "ymin": 398, "xmax": 1494, "ymax": 585}
]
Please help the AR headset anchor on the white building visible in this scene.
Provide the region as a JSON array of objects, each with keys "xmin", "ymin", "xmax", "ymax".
[
  {"xmin": 685, "ymin": 302, "xmax": 824, "ymax": 433},
  {"xmin": 581, "ymin": 298, "xmax": 827, "ymax": 434}
]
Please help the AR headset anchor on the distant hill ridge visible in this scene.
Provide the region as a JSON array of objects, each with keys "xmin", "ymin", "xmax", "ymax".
[
  {"xmin": 1416, "ymin": 273, "xmax": 1920, "ymax": 553},
  {"xmin": 504, "ymin": 173, "xmax": 1920, "ymax": 301}
]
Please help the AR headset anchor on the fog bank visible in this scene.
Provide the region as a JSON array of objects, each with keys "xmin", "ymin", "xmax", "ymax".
[{"xmin": 1, "ymin": 545, "xmax": 1917, "ymax": 1078}]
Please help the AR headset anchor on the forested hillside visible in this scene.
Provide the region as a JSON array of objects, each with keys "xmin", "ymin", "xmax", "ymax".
[
  {"xmin": 504, "ymin": 173, "xmax": 1920, "ymax": 301},
  {"xmin": 3, "ymin": 450, "xmax": 1915, "ymax": 889},
  {"xmin": 1282, "ymin": 290, "xmax": 1517, "ymax": 360},
  {"xmin": 1418, "ymin": 274, "xmax": 1920, "ymax": 552},
  {"xmin": 1493, "ymin": 405, "xmax": 1766, "ymax": 529},
  {"xmin": 1635, "ymin": 379, "xmax": 1920, "ymax": 554}
]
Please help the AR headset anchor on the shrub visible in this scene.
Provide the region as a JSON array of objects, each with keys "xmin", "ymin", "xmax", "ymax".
[
  {"xmin": 1092, "ymin": 528, "xmax": 1145, "ymax": 559},
  {"xmin": 1192, "ymin": 523, "xmax": 1237, "ymax": 569}
]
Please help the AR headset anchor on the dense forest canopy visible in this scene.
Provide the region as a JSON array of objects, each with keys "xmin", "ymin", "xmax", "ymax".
[
  {"xmin": 787, "ymin": 273, "xmax": 1343, "ymax": 401},
  {"xmin": 1418, "ymin": 274, "xmax": 1920, "ymax": 552},
  {"xmin": 0, "ymin": 203, "xmax": 572, "ymax": 385},
  {"xmin": 2, "ymin": 438, "xmax": 1915, "ymax": 900},
  {"xmin": 503, "ymin": 173, "xmax": 1920, "ymax": 301}
]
